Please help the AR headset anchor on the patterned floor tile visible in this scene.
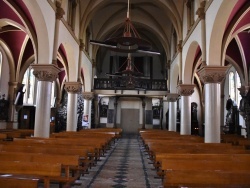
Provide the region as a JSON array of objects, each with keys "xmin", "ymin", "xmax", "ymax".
[{"xmin": 72, "ymin": 136, "xmax": 162, "ymax": 188}]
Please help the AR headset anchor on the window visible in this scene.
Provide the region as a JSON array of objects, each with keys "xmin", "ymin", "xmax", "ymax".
[
  {"xmin": 68, "ymin": 0, "xmax": 77, "ymax": 30},
  {"xmin": 186, "ymin": 0, "xmax": 195, "ymax": 31},
  {"xmin": 229, "ymin": 72, "xmax": 235, "ymax": 101},
  {"xmin": 235, "ymin": 72, "xmax": 241, "ymax": 106},
  {"xmin": 0, "ymin": 51, "xmax": 2, "ymax": 82},
  {"xmin": 228, "ymin": 71, "xmax": 241, "ymax": 106},
  {"xmin": 22, "ymin": 67, "xmax": 35, "ymax": 105},
  {"xmin": 22, "ymin": 66, "xmax": 56, "ymax": 106}
]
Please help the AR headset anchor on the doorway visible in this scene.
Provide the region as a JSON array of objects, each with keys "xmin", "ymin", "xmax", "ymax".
[{"xmin": 121, "ymin": 109, "xmax": 140, "ymax": 134}]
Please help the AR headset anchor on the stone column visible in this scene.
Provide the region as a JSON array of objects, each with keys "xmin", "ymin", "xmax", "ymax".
[
  {"xmin": 64, "ymin": 82, "xmax": 81, "ymax": 131},
  {"xmin": 186, "ymin": 0, "xmax": 191, "ymax": 31},
  {"xmin": 94, "ymin": 95, "xmax": 100, "ymax": 128},
  {"xmin": 196, "ymin": 0, "xmax": 206, "ymax": 67},
  {"xmin": 141, "ymin": 97, "xmax": 146, "ymax": 129},
  {"xmin": 198, "ymin": 66, "xmax": 228, "ymax": 143},
  {"xmin": 167, "ymin": 93, "xmax": 179, "ymax": 131},
  {"xmin": 7, "ymin": 82, "xmax": 23, "ymax": 129},
  {"xmin": 238, "ymin": 86, "xmax": 250, "ymax": 138},
  {"xmin": 177, "ymin": 41, "xmax": 183, "ymax": 84},
  {"xmin": 166, "ymin": 60, "xmax": 171, "ymax": 91},
  {"xmin": 31, "ymin": 64, "xmax": 60, "ymax": 137},
  {"xmin": 78, "ymin": 40, "xmax": 84, "ymax": 81},
  {"xmin": 52, "ymin": 1, "xmax": 65, "ymax": 65},
  {"xmin": 82, "ymin": 92, "xmax": 94, "ymax": 129},
  {"xmin": 177, "ymin": 84, "xmax": 195, "ymax": 135},
  {"xmin": 114, "ymin": 97, "xmax": 118, "ymax": 128},
  {"xmin": 159, "ymin": 99, "xmax": 163, "ymax": 130}
]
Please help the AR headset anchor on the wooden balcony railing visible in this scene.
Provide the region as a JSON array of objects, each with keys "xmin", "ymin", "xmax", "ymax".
[{"xmin": 94, "ymin": 78, "xmax": 167, "ymax": 91}]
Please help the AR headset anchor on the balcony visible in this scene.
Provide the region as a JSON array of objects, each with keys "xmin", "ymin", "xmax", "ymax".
[{"xmin": 94, "ymin": 78, "xmax": 168, "ymax": 96}]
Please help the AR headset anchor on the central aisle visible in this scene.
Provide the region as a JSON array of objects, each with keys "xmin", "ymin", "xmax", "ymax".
[{"xmin": 77, "ymin": 135, "xmax": 162, "ymax": 188}]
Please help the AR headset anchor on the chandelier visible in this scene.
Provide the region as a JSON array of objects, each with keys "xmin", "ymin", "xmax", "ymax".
[{"xmin": 90, "ymin": 0, "xmax": 160, "ymax": 55}]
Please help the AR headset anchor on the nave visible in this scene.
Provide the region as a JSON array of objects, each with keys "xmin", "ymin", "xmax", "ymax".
[{"xmin": 73, "ymin": 135, "xmax": 162, "ymax": 188}]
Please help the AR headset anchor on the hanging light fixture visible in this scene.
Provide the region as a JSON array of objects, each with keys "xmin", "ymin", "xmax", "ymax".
[{"xmin": 90, "ymin": 0, "xmax": 160, "ymax": 55}]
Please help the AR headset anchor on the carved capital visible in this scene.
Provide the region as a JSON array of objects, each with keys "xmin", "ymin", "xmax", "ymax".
[
  {"xmin": 166, "ymin": 60, "xmax": 171, "ymax": 69},
  {"xmin": 82, "ymin": 92, "xmax": 94, "ymax": 100},
  {"xmin": 196, "ymin": 7, "xmax": 205, "ymax": 19},
  {"xmin": 238, "ymin": 86, "xmax": 250, "ymax": 97},
  {"xmin": 64, "ymin": 82, "xmax": 81, "ymax": 94},
  {"xmin": 177, "ymin": 42, "xmax": 182, "ymax": 53},
  {"xmin": 177, "ymin": 84, "xmax": 195, "ymax": 96},
  {"xmin": 166, "ymin": 93, "xmax": 179, "ymax": 102},
  {"xmin": 186, "ymin": 0, "xmax": 191, "ymax": 8},
  {"xmin": 56, "ymin": 7, "xmax": 65, "ymax": 19},
  {"xmin": 31, "ymin": 64, "xmax": 61, "ymax": 82},
  {"xmin": 8, "ymin": 82, "xmax": 21, "ymax": 88},
  {"xmin": 79, "ymin": 39, "xmax": 84, "ymax": 51},
  {"xmin": 92, "ymin": 60, "xmax": 96, "ymax": 68},
  {"xmin": 197, "ymin": 66, "xmax": 228, "ymax": 84}
]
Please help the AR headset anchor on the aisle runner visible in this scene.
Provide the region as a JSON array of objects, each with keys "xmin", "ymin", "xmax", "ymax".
[{"xmin": 78, "ymin": 136, "xmax": 162, "ymax": 188}]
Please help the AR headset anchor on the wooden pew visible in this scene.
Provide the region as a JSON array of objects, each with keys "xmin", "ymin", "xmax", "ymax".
[
  {"xmin": 0, "ymin": 133, "xmax": 6, "ymax": 140},
  {"xmin": 0, "ymin": 161, "xmax": 61, "ymax": 188},
  {"xmin": 0, "ymin": 151, "xmax": 81, "ymax": 178},
  {"xmin": 0, "ymin": 176, "xmax": 39, "ymax": 188},
  {"xmin": 164, "ymin": 170, "xmax": 250, "ymax": 188}
]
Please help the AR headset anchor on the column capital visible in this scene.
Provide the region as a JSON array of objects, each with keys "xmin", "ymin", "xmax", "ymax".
[
  {"xmin": 166, "ymin": 60, "xmax": 171, "ymax": 69},
  {"xmin": 82, "ymin": 92, "xmax": 94, "ymax": 100},
  {"xmin": 166, "ymin": 93, "xmax": 179, "ymax": 102},
  {"xmin": 8, "ymin": 82, "xmax": 22, "ymax": 88},
  {"xmin": 177, "ymin": 41, "xmax": 182, "ymax": 53},
  {"xmin": 56, "ymin": 7, "xmax": 65, "ymax": 19},
  {"xmin": 79, "ymin": 39, "xmax": 84, "ymax": 51},
  {"xmin": 55, "ymin": 0, "xmax": 65, "ymax": 19},
  {"xmin": 31, "ymin": 64, "xmax": 61, "ymax": 82},
  {"xmin": 177, "ymin": 84, "xmax": 195, "ymax": 96},
  {"xmin": 186, "ymin": 0, "xmax": 191, "ymax": 8},
  {"xmin": 196, "ymin": 7, "xmax": 205, "ymax": 19},
  {"xmin": 92, "ymin": 59, "xmax": 96, "ymax": 68},
  {"xmin": 64, "ymin": 82, "xmax": 81, "ymax": 94},
  {"xmin": 197, "ymin": 65, "xmax": 228, "ymax": 84},
  {"xmin": 238, "ymin": 86, "xmax": 250, "ymax": 97}
]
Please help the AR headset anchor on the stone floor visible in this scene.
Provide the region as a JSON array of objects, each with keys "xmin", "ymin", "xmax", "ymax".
[{"xmin": 73, "ymin": 134, "xmax": 163, "ymax": 188}]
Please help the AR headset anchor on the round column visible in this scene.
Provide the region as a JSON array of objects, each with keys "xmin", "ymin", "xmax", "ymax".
[
  {"xmin": 177, "ymin": 41, "xmax": 183, "ymax": 84},
  {"xmin": 114, "ymin": 97, "xmax": 118, "ymax": 128},
  {"xmin": 82, "ymin": 92, "xmax": 94, "ymax": 129},
  {"xmin": 196, "ymin": 0, "xmax": 206, "ymax": 67},
  {"xmin": 167, "ymin": 93, "xmax": 179, "ymax": 131},
  {"xmin": 141, "ymin": 97, "xmax": 146, "ymax": 129},
  {"xmin": 177, "ymin": 84, "xmax": 195, "ymax": 135},
  {"xmin": 52, "ymin": 1, "xmax": 65, "ymax": 65},
  {"xmin": 31, "ymin": 64, "xmax": 60, "ymax": 137},
  {"xmin": 197, "ymin": 66, "xmax": 228, "ymax": 143},
  {"xmin": 8, "ymin": 82, "xmax": 22, "ymax": 128},
  {"xmin": 64, "ymin": 82, "xmax": 81, "ymax": 131}
]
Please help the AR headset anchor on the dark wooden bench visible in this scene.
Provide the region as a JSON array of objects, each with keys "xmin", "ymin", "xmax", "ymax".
[
  {"xmin": 164, "ymin": 170, "xmax": 250, "ymax": 188},
  {"xmin": 0, "ymin": 176, "xmax": 39, "ymax": 188}
]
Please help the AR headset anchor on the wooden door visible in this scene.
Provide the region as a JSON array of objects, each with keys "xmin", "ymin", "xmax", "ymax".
[{"xmin": 121, "ymin": 109, "xmax": 139, "ymax": 134}]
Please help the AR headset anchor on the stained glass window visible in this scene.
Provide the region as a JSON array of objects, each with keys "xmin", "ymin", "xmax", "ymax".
[{"xmin": 229, "ymin": 72, "xmax": 235, "ymax": 101}]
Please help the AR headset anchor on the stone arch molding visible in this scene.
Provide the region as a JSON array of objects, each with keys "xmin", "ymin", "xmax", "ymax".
[
  {"xmin": 22, "ymin": 0, "xmax": 54, "ymax": 64},
  {"xmin": 207, "ymin": 0, "xmax": 238, "ymax": 66},
  {"xmin": 169, "ymin": 62, "xmax": 179, "ymax": 92},
  {"xmin": 183, "ymin": 41, "xmax": 200, "ymax": 84},
  {"xmin": 0, "ymin": 39, "xmax": 15, "ymax": 83}
]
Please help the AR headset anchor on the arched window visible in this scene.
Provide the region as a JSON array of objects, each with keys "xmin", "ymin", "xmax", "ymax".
[
  {"xmin": 22, "ymin": 67, "xmax": 56, "ymax": 107},
  {"xmin": 186, "ymin": 0, "xmax": 195, "ymax": 31},
  {"xmin": 229, "ymin": 72, "xmax": 235, "ymax": 101},
  {"xmin": 0, "ymin": 51, "xmax": 2, "ymax": 82},
  {"xmin": 22, "ymin": 67, "xmax": 35, "ymax": 105},
  {"xmin": 235, "ymin": 72, "xmax": 241, "ymax": 106},
  {"xmin": 68, "ymin": 0, "xmax": 77, "ymax": 30}
]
